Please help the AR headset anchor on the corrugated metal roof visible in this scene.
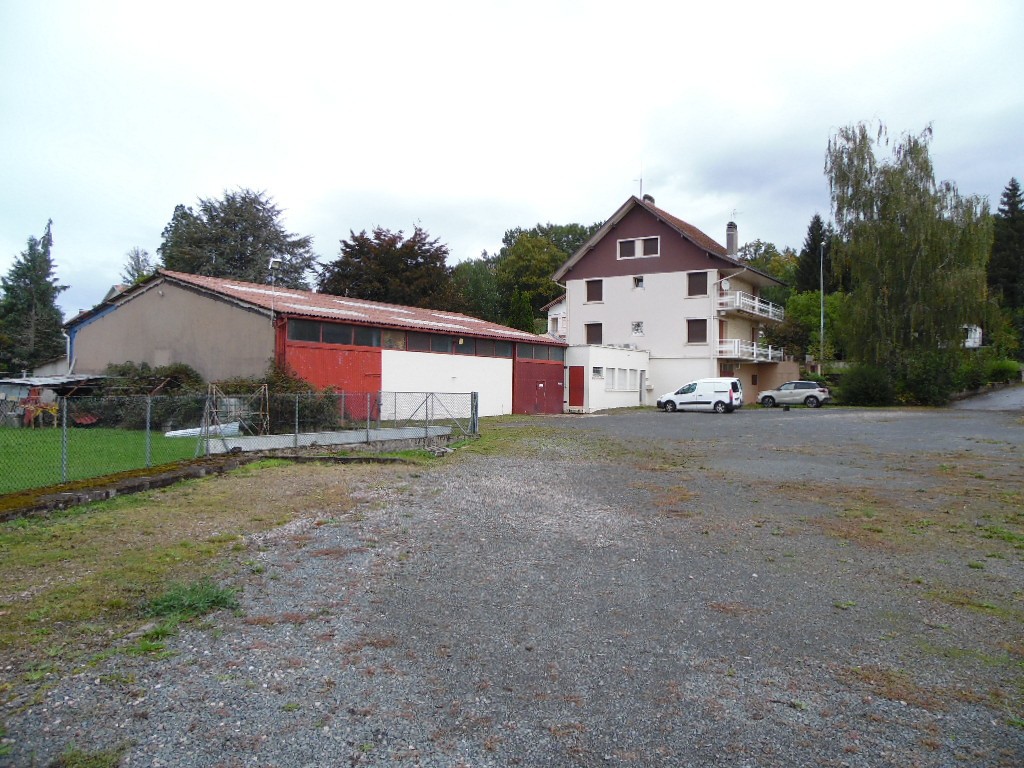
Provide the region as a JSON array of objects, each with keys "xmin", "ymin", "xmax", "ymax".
[{"xmin": 159, "ymin": 270, "xmax": 562, "ymax": 345}]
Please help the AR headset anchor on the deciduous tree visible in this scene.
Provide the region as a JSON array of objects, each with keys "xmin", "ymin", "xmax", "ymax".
[
  {"xmin": 495, "ymin": 233, "xmax": 566, "ymax": 318},
  {"xmin": 825, "ymin": 121, "xmax": 992, "ymax": 398},
  {"xmin": 451, "ymin": 254, "xmax": 502, "ymax": 322},
  {"xmin": 0, "ymin": 220, "xmax": 67, "ymax": 372},
  {"xmin": 735, "ymin": 239, "xmax": 796, "ymax": 306},
  {"xmin": 158, "ymin": 189, "xmax": 317, "ymax": 289}
]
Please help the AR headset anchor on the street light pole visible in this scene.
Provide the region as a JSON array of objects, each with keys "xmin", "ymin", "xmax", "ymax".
[{"xmin": 819, "ymin": 241, "xmax": 825, "ymax": 373}]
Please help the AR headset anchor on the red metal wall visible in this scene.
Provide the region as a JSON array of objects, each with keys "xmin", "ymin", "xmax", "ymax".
[
  {"xmin": 513, "ymin": 359, "xmax": 564, "ymax": 414},
  {"xmin": 281, "ymin": 341, "xmax": 382, "ymax": 392}
]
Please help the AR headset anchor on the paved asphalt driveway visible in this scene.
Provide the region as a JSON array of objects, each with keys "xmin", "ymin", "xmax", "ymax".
[{"xmin": 951, "ymin": 383, "xmax": 1024, "ymax": 411}]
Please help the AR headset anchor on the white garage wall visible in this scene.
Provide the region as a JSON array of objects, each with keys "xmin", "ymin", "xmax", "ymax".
[{"xmin": 381, "ymin": 350, "xmax": 513, "ymax": 417}]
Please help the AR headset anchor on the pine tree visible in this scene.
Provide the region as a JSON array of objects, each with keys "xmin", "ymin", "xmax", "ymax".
[
  {"xmin": 989, "ymin": 178, "xmax": 1024, "ymax": 309},
  {"xmin": 794, "ymin": 214, "xmax": 836, "ymax": 293},
  {"xmin": 0, "ymin": 220, "xmax": 67, "ymax": 372}
]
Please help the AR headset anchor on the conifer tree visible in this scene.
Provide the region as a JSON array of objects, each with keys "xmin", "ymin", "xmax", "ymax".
[
  {"xmin": 989, "ymin": 177, "xmax": 1024, "ymax": 309},
  {"xmin": 0, "ymin": 220, "xmax": 67, "ymax": 372}
]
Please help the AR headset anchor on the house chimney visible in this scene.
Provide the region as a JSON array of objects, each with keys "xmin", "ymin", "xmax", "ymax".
[
  {"xmin": 642, "ymin": 193, "xmax": 655, "ymax": 205},
  {"xmin": 726, "ymin": 221, "xmax": 738, "ymax": 256}
]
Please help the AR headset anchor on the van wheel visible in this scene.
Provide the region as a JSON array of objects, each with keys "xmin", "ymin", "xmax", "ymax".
[
  {"xmin": 713, "ymin": 401, "xmax": 727, "ymax": 414},
  {"xmin": 760, "ymin": 396, "xmax": 775, "ymax": 408},
  {"xmin": 665, "ymin": 401, "xmax": 677, "ymax": 412},
  {"xmin": 804, "ymin": 395, "xmax": 820, "ymax": 408}
]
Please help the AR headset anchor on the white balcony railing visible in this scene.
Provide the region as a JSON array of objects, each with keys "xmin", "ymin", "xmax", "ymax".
[
  {"xmin": 717, "ymin": 338, "xmax": 784, "ymax": 362},
  {"xmin": 717, "ymin": 290, "xmax": 784, "ymax": 322}
]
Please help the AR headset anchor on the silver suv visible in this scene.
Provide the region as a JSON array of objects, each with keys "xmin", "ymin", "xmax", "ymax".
[{"xmin": 757, "ymin": 381, "xmax": 831, "ymax": 408}]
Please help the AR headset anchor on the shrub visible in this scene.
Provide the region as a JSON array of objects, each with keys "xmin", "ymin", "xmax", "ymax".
[
  {"xmin": 836, "ymin": 364, "xmax": 894, "ymax": 406},
  {"xmin": 900, "ymin": 352, "xmax": 957, "ymax": 406},
  {"xmin": 985, "ymin": 358, "xmax": 1020, "ymax": 383}
]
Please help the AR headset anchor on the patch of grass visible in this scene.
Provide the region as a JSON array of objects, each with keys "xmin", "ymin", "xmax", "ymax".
[
  {"xmin": 0, "ymin": 427, "xmax": 202, "ymax": 496},
  {"xmin": 49, "ymin": 742, "xmax": 128, "ymax": 768},
  {"xmin": 144, "ymin": 579, "xmax": 238, "ymax": 621}
]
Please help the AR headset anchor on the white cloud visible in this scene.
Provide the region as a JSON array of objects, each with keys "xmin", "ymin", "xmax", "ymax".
[{"xmin": 2, "ymin": 0, "xmax": 1022, "ymax": 318}]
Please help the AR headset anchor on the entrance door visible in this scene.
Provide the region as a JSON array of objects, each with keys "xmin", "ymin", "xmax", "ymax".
[{"xmin": 568, "ymin": 366, "xmax": 585, "ymax": 408}]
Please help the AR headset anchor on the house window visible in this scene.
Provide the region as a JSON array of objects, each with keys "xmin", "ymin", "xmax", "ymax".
[
  {"xmin": 585, "ymin": 322, "xmax": 603, "ymax": 345},
  {"xmin": 618, "ymin": 237, "xmax": 659, "ymax": 260},
  {"xmin": 633, "ymin": 276, "xmax": 644, "ymax": 289},
  {"xmin": 592, "ymin": 366, "xmax": 604, "ymax": 378},
  {"xmin": 476, "ymin": 338, "xmax": 496, "ymax": 357},
  {"xmin": 586, "ymin": 279, "xmax": 603, "ymax": 302},
  {"xmin": 453, "ymin": 337, "xmax": 476, "ymax": 355},
  {"xmin": 688, "ymin": 271, "xmax": 709, "ymax": 296},
  {"xmin": 631, "ymin": 321, "xmax": 644, "ymax": 336},
  {"xmin": 687, "ymin": 319, "xmax": 708, "ymax": 344},
  {"xmin": 549, "ymin": 346, "xmax": 564, "ymax": 363}
]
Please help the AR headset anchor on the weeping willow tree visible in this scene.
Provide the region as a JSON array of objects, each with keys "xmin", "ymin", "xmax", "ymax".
[{"xmin": 825, "ymin": 122, "xmax": 992, "ymax": 402}]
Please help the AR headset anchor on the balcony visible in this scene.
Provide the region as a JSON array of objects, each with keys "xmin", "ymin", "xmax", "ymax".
[
  {"xmin": 717, "ymin": 290, "xmax": 784, "ymax": 322},
  {"xmin": 717, "ymin": 339, "xmax": 784, "ymax": 363}
]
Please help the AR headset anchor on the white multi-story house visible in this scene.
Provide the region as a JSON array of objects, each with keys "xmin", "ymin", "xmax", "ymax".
[{"xmin": 551, "ymin": 195, "xmax": 798, "ymax": 412}]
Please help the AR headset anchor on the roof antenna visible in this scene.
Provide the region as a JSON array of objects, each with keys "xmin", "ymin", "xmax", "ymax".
[{"xmin": 634, "ymin": 161, "xmax": 643, "ymax": 198}]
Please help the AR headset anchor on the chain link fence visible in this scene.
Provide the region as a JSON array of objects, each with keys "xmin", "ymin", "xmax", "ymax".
[{"xmin": 0, "ymin": 390, "xmax": 477, "ymax": 497}]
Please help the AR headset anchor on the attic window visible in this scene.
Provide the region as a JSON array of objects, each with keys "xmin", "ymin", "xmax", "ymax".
[{"xmin": 618, "ymin": 237, "xmax": 659, "ymax": 260}]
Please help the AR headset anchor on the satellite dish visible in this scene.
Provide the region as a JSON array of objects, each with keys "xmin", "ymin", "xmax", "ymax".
[{"xmin": 721, "ymin": 278, "xmax": 731, "ymax": 291}]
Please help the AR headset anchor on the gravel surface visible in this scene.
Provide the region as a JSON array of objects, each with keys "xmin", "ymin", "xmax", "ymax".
[{"xmin": 3, "ymin": 404, "xmax": 1023, "ymax": 767}]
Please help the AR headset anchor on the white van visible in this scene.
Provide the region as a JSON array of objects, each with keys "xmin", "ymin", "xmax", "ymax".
[{"xmin": 656, "ymin": 377, "xmax": 744, "ymax": 414}]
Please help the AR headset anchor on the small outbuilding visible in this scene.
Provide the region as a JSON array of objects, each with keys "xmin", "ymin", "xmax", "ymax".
[{"xmin": 65, "ymin": 270, "xmax": 566, "ymax": 416}]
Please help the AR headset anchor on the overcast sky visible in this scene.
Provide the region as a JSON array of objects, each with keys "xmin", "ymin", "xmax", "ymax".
[{"xmin": 2, "ymin": 1, "xmax": 1022, "ymax": 318}]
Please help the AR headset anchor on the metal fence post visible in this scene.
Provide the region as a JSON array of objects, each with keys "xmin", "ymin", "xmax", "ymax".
[
  {"xmin": 294, "ymin": 394, "xmax": 299, "ymax": 449},
  {"xmin": 60, "ymin": 396, "xmax": 68, "ymax": 484},
  {"xmin": 471, "ymin": 391, "xmax": 479, "ymax": 434},
  {"xmin": 145, "ymin": 396, "xmax": 153, "ymax": 468},
  {"xmin": 424, "ymin": 393, "xmax": 430, "ymax": 441},
  {"xmin": 365, "ymin": 392, "xmax": 371, "ymax": 444}
]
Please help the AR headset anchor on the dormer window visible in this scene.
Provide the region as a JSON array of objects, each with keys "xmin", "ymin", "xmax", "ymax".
[{"xmin": 618, "ymin": 237, "xmax": 659, "ymax": 260}]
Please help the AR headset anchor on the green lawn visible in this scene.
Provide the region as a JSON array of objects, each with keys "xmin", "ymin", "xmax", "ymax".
[{"xmin": 0, "ymin": 427, "xmax": 203, "ymax": 495}]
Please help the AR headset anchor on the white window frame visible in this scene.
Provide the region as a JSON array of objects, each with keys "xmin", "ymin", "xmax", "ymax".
[
  {"xmin": 617, "ymin": 236, "xmax": 660, "ymax": 260},
  {"xmin": 592, "ymin": 366, "xmax": 604, "ymax": 379}
]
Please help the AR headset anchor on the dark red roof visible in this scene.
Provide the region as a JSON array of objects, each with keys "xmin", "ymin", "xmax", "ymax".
[{"xmin": 159, "ymin": 270, "xmax": 560, "ymax": 345}]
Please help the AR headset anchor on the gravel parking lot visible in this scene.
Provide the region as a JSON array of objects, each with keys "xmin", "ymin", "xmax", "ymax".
[{"xmin": 3, "ymin": 404, "xmax": 1023, "ymax": 767}]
